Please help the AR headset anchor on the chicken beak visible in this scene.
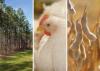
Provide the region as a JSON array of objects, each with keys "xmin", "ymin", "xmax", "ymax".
[
  {"xmin": 36, "ymin": 26, "xmax": 44, "ymax": 33},
  {"xmin": 36, "ymin": 26, "xmax": 51, "ymax": 36}
]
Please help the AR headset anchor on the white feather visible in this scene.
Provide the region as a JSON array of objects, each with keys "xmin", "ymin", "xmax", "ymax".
[
  {"xmin": 44, "ymin": 0, "xmax": 67, "ymax": 19},
  {"xmin": 36, "ymin": 16, "xmax": 66, "ymax": 71}
]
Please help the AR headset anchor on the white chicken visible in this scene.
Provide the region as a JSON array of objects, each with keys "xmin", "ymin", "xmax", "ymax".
[{"xmin": 34, "ymin": 0, "xmax": 66, "ymax": 71}]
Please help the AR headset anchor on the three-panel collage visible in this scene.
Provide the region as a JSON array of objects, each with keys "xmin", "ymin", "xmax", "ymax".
[{"xmin": 0, "ymin": 0, "xmax": 100, "ymax": 71}]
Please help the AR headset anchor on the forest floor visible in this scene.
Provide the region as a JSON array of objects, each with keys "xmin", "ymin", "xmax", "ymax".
[{"xmin": 0, "ymin": 50, "xmax": 32, "ymax": 71}]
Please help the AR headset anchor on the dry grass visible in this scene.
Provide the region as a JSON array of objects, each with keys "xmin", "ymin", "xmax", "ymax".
[{"xmin": 68, "ymin": 0, "xmax": 100, "ymax": 71}]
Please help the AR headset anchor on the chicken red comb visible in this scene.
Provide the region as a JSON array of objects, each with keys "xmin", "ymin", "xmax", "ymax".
[
  {"xmin": 39, "ymin": 14, "xmax": 49, "ymax": 25},
  {"xmin": 39, "ymin": 14, "xmax": 51, "ymax": 36}
]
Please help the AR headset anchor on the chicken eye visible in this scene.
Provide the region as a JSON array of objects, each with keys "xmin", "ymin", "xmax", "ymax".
[{"xmin": 46, "ymin": 23, "xmax": 50, "ymax": 27}]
